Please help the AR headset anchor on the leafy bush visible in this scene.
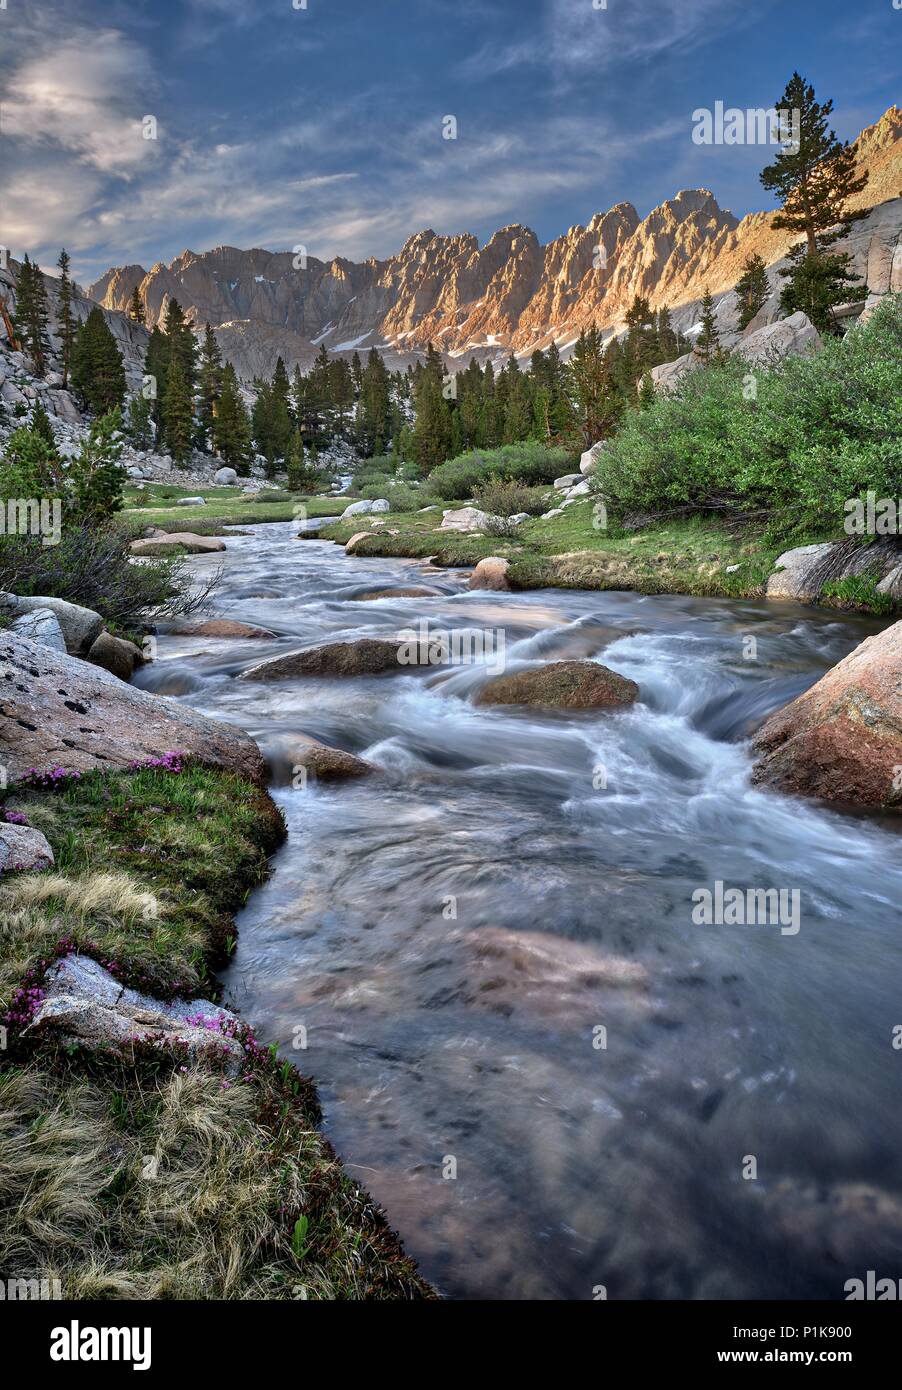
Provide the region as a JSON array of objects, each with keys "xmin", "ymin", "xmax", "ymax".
[
  {"xmin": 427, "ymin": 442, "xmax": 572, "ymax": 499},
  {"xmin": 360, "ymin": 481, "xmax": 420, "ymax": 511},
  {"xmin": 472, "ymin": 479, "xmax": 550, "ymax": 517},
  {"xmin": 0, "ymin": 525, "xmax": 213, "ymax": 636},
  {"xmin": 821, "ymin": 574, "xmax": 895, "ymax": 615},
  {"xmin": 594, "ymin": 295, "xmax": 902, "ymax": 537}
]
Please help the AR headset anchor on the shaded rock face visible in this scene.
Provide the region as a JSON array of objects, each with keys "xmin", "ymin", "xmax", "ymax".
[
  {"xmin": 23, "ymin": 954, "xmax": 244, "ymax": 1067},
  {"xmin": 241, "ymin": 637, "xmax": 425, "ymax": 681},
  {"xmin": 10, "ymin": 608, "xmax": 67, "ymax": 653},
  {"xmin": 0, "ymin": 823, "xmax": 55, "ymax": 873},
  {"xmin": 475, "ymin": 660, "xmax": 640, "ymax": 710},
  {"xmin": 0, "ymin": 632, "xmax": 266, "ymax": 783},
  {"xmin": 86, "ymin": 631, "xmax": 143, "ymax": 683},
  {"xmin": 468, "ymin": 557, "xmax": 511, "ymax": 592},
  {"xmin": 767, "ymin": 543, "xmax": 839, "ymax": 601},
  {"xmin": 751, "ymin": 619, "xmax": 902, "ymax": 810},
  {"xmin": 6, "ymin": 595, "xmax": 103, "ymax": 655}
]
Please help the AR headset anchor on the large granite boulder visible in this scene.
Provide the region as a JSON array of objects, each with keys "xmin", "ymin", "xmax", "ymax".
[
  {"xmin": 439, "ymin": 507, "xmax": 493, "ymax": 532},
  {"xmin": 751, "ymin": 619, "xmax": 902, "ymax": 810},
  {"xmin": 475, "ymin": 660, "xmax": 639, "ymax": 710},
  {"xmin": 23, "ymin": 954, "xmax": 244, "ymax": 1067},
  {"xmin": 0, "ymin": 631, "xmax": 266, "ymax": 783},
  {"xmin": 766, "ymin": 543, "xmax": 838, "ymax": 601},
  {"xmin": 341, "ymin": 498, "xmax": 389, "ymax": 518},
  {"xmin": 735, "ymin": 310, "xmax": 821, "ymax": 365},
  {"xmin": 6, "ymin": 595, "xmax": 103, "ymax": 654},
  {"xmin": 130, "ymin": 532, "xmax": 226, "ymax": 555}
]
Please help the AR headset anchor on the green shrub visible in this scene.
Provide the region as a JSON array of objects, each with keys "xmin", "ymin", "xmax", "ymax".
[
  {"xmin": 472, "ymin": 479, "xmax": 550, "ymax": 516},
  {"xmin": 427, "ymin": 442, "xmax": 572, "ymax": 499},
  {"xmin": 594, "ymin": 295, "xmax": 902, "ymax": 537},
  {"xmin": 0, "ymin": 525, "xmax": 212, "ymax": 636},
  {"xmin": 821, "ymin": 573, "xmax": 895, "ymax": 615},
  {"xmin": 361, "ymin": 480, "xmax": 421, "ymax": 511}
]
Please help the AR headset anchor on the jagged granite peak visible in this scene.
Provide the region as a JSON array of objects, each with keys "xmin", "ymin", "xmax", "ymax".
[{"xmin": 85, "ymin": 106, "xmax": 902, "ymax": 377}]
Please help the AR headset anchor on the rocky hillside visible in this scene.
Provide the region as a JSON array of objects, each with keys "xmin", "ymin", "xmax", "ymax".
[{"xmin": 87, "ymin": 108, "xmax": 902, "ymax": 378}]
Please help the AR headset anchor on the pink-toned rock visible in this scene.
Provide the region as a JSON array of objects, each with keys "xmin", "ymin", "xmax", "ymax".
[
  {"xmin": 752, "ymin": 619, "xmax": 902, "ymax": 810},
  {"xmin": 468, "ymin": 557, "xmax": 510, "ymax": 592}
]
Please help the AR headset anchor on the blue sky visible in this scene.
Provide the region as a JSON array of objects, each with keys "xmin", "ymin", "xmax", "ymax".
[{"xmin": 2, "ymin": 0, "xmax": 899, "ymax": 283}]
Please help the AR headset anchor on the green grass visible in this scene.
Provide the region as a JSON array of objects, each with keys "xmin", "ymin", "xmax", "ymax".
[
  {"xmin": 123, "ymin": 485, "xmax": 344, "ymax": 530},
  {"xmin": 324, "ymin": 498, "xmax": 789, "ymax": 599},
  {"xmin": 0, "ymin": 764, "xmax": 434, "ymax": 1300}
]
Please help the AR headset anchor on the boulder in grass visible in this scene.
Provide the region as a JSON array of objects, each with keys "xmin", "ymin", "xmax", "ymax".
[
  {"xmin": 475, "ymin": 660, "xmax": 639, "ymax": 710},
  {"xmin": 439, "ymin": 507, "xmax": 494, "ymax": 532},
  {"xmin": 23, "ymin": 954, "xmax": 244, "ymax": 1069},
  {"xmin": 0, "ymin": 823, "xmax": 55, "ymax": 873},
  {"xmin": 752, "ymin": 619, "xmax": 902, "ymax": 810},
  {"xmin": 214, "ymin": 466, "xmax": 239, "ymax": 485},
  {"xmin": 175, "ymin": 496, "xmax": 207, "ymax": 506}
]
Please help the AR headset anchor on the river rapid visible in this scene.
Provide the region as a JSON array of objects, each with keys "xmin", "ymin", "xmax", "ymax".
[{"xmin": 135, "ymin": 519, "xmax": 902, "ymax": 1301}]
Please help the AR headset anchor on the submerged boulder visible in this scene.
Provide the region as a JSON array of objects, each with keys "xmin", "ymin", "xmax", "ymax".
[
  {"xmin": 751, "ymin": 619, "xmax": 902, "ymax": 810},
  {"xmin": 175, "ymin": 619, "xmax": 277, "ymax": 639},
  {"xmin": 265, "ymin": 733, "xmax": 374, "ymax": 783},
  {"xmin": 475, "ymin": 660, "xmax": 639, "ymax": 710},
  {"xmin": 243, "ymin": 637, "xmax": 403, "ymax": 681},
  {"xmin": 0, "ymin": 631, "xmax": 266, "ymax": 783}
]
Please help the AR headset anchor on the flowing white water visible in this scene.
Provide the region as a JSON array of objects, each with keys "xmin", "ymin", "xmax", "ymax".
[{"xmin": 137, "ymin": 520, "xmax": 902, "ymax": 1300}]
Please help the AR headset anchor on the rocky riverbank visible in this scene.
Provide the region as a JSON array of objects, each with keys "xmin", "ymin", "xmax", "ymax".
[{"xmin": 0, "ymin": 630, "xmax": 435, "ymax": 1300}]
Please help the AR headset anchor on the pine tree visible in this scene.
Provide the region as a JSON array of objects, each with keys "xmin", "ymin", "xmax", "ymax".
[
  {"xmin": 127, "ymin": 286, "xmax": 146, "ymax": 325},
  {"xmin": 56, "ymin": 249, "xmax": 76, "ymax": 389},
  {"xmin": 694, "ymin": 287, "xmax": 721, "ymax": 365},
  {"xmin": 197, "ymin": 323, "xmax": 223, "ymax": 449},
  {"xmin": 143, "ymin": 326, "xmax": 169, "ymax": 427},
  {"xmin": 411, "ymin": 343, "xmax": 452, "ymax": 470},
  {"xmin": 286, "ymin": 428, "xmax": 317, "ymax": 491},
  {"xmin": 357, "ymin": 347, "xmax": 392, "ymax": 455},
  {"xmin": 568, "ymin": 326, "xmax": 617, "ymax": 446},
  {"xmin": 213, "ymin": 364, "xmax": 252, "ymax": 473},
  {"xmin": 162, "ymin": 354, "xmax": 194, "ymax": 461},
  {"xmin": 126, "ymin": 392, "xmax": 154, "ymax": 450},
  {"xmin": 760, "ymin": 74, "xmax": 868, "ymax": 330},
  {"xmin": 638, "ymin": 372, "xmax": 657, "ymax": 409},
  {"xmin": 16, "ymin": 255, "xmax": 51, "ymax": 376},
  {"xmin": 734, "ymin": 254, "xmax": 770, "ymax": 329},
  {"xmin": 70, "ymin": 307, "xmax": 126, "ymax": 414},
  {"xmin": 70, "ymin": 409, "xmax": 127, "ymax": 525},
  {"xmin": 30, "ymin": 400, "xmax": 56, "ymax": 448}
]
